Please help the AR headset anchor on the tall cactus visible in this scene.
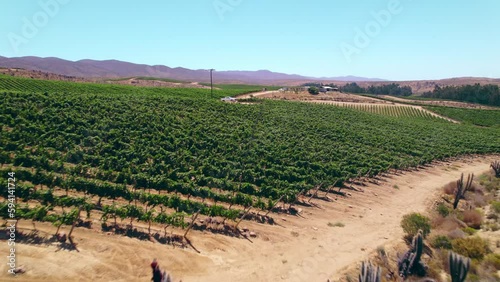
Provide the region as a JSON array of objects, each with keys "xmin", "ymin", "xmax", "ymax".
[
  {"xmin": 359, "ymin": 261, "xmax": 381, "ymax": 282},
  {"xmin": 449, "ymin": 251, "xmax": 470, "ymax": 282},
  {"xmin": 491, "ymin": 161, "xmax": 500, "ymax": 178},
  {"xmin": 452, "ymin": 173, "xmax": 474, "ymax": 209},
  {"xmin": 398, "ymin": 230, "xmax": 426, "ymax": 278}
]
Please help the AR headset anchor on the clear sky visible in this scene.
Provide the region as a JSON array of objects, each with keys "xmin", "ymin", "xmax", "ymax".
[{"xmin": 1, "ymin": 0, "xmax": 499, "ymax": 80}]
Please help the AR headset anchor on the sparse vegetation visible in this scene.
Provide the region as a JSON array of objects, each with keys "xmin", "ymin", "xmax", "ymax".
[
  {"xmin": 401, "ymin": 213, "xmax": 431, "ymax": 238},
  {"xmin": 328, "ymin": 222, "xmax": 345, "ymax": 228},
  {"xmin": 430, "ymin": 235, "xmax": 452, "ymax": 249},
  {"xmin": 437, "ymin": 202, "xmax": 451, "ymax": 217},
  {"xmin": 491, "ymin": 201, "xmax": 500, "ymax": 214},
  {"xmin": 451, "ymin": 236, "xmax": 490, "ymax": 260}
]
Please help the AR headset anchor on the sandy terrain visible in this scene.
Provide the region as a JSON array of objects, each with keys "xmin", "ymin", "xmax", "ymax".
[{"xmin": 1, "ymin": 156, "xmax": 497, "ymax": 282}]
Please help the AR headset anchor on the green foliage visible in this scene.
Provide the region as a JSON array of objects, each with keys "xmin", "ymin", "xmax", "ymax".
[
  {"xmin": 336, "ymin": 82, "xmax": 412, "ymax": 96},
  {"xmin": 425, "ymin": 106, "xmax": 500, "ymax": 127},
  {"xmin": 451, "ymin": 236, "xmax": 491, "ymax": 260},
  {"xmin": 491, "ymin": 201, "xmax": 500, "ymax": 214},
  {"xmin": 462, "ymin": 227, "xmax": 477, "ymax": 235},
  {"xmin": 308, "ymin": 86, "xmax": 319, "ymax": 95},
  {"xmin": 401, "ymin": 213, "xmax": 431, "ymax": 238},
  {"xmin": 336, "ymin": 104, "xmax": 444, "ymax": 121},
  {"xmin": 1, "ymin": 75, "xmax": 500, "ymax": 233},
  {"xmin": 482, "ymin": 253, "xmax": 500, "ymax": 270},
  {"xmin": 422, "ymin": 84, "xmax": 500, "ymax": 107},
  {"xmin": 430, "ymin": 235, "xmax": 452, "ymax": 249},
  {"xmin": 436, "ymin": 203, "xmax": 451, "ymax": 217}
]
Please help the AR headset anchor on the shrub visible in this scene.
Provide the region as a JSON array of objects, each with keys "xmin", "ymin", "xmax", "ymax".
[
  {"xmin": 483, "ymin": 253, "xmax": 500, "ymax": 270},
  {"xmin": 430, "ymin": 235, "xmax": 452, "ymax": 249},
  {"xmin": 401, "ymin": 212, "xmax": 431, "ymax": 238},
  {"xmin": 462, "ymin": 227, "xmax": 477, "ymax": 235},
  {"xmin": 491, "ymin": 201, "xmax": 500, "ymax": 214},
  {"xmin": 462, "ymin": 210, "xmax": 483, "ymax": 229},
  {"xmin": 436, "ymin": 203, "xmax": 450, "ymax": 217},
  {"xmin": 466, "ymin": 273, "xmax": 480, "ymax": 282},
  {"xmin": 308, "ymin": 87, "xmax": 319, "ymax": 95},
  {"xmin": 443, "ymin": 181, "xmax": 456, "ymax": 195},
  {"xmin": 328, "ymin": 222, "xmax": 345, "ymax": 227},
  {"xmin": 451, "ymin": 236, "xmax": 491, "ymax": 260}
]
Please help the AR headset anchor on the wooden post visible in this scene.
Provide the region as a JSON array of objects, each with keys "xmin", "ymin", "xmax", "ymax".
[
  {"xmin": 265, "ymin": 194, "xmax": 285, "ymax": 217},
  {"xmin": 323, "ymin": 180, "xmax": 338, "ymax": 198},
  {"xmin": 183, "ymin": 210, "xmax": 201, "ymax": 238},
  {"xmin": 289, "ymin": 190, "xmax": 305, "ymax": 209},
  {"xmin": 235, "ymin": 206, "xmax": 252, "ymax": 230},
  {"xmin": 308, "ymin": 183, "xmax": 323, "ymax": 203}
]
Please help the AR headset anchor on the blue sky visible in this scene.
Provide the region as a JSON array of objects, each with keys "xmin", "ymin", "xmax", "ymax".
[{"xmin": 1, "ymin": 0, "xmax": 499, "ymax": 80}]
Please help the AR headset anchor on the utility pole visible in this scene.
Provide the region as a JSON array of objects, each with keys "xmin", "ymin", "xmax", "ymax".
[{"xmin": 210, "ymin": 69, "xmax": 214, "ymax": 98}]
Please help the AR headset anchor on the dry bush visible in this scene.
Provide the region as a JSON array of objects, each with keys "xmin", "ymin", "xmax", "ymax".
[
  {"xmin": 443, "ymin": 181, "xmax": 456, "ymax": 195},
  {"xmin": 464, "ymin": 182, "xmax": 484, "ymax": 195},
  {"xmin": 432, "ymin": 215, "xmax": 461, "ymax": 231},
  {"xmin": 470, "ymin": 194, "xmax": 487, "ymax": 207},
  {"xmin": 462, "ymin": 210, "xmax": 483, "ymax": 229}
]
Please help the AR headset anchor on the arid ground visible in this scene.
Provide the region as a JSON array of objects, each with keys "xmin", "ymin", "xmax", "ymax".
[{"xmin": 1, "ymin": 156, "xmax": 497, "ymax": 282}]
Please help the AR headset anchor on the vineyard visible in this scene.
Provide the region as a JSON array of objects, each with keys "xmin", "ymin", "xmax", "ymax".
[
  {"xmin": 327, "ymin": 103, "xmax": 445, "ymax": 120},
  {"xmin": 424, "ymin": 106, "xmax": 500, "ymax": 127},
  {"xmin": 0, "ymin": 74, "xmax": 262, "ymax": 98},
  {"xmin": 1, "ymin": 75, "xmax": 500, "ymax": 244}
]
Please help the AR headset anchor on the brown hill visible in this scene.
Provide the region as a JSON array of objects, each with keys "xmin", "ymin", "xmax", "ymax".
[{"xmin": 0, "ymin": 56, "xmax": 384, "ymax": 85}]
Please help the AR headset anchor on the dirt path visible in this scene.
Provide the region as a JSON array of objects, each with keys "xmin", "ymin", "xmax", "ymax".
[
  {"xmin": 380, "ymin": 95, "xmax": 500, "ymax": 110},
  {"xmin": 236, "ymin": 90, "xmax": 280, "ymax": 99},
  {"xmin": 1, "ymin": 156, "xmax": 497, "ymax": 282}
]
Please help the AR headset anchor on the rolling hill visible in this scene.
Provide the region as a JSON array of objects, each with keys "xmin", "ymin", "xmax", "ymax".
[{"xmin": 0, "ymin": 56, "xmax": 384, "ymax": 84}]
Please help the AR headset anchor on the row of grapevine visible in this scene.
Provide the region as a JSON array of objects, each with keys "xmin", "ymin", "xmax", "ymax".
[{"xmin": 1, "ymin": 75, "xmax": 500, "ymax": 236}]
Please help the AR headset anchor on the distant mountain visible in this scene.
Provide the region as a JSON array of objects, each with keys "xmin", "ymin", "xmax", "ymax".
[{"xmin": 0, "ymin": 56, "xmax": 385, "ymax": 84}]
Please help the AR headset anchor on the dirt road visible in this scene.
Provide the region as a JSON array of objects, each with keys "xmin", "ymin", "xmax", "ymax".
[
  {"xmin": 1, "ymin": 156, "xmax": 497, "ymax": 282},
  {"xmin": 381, "ymin": 95, "xmax": 500, "ymax": 110}
]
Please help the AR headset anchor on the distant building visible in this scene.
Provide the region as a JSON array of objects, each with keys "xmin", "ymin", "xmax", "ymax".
[
  {"xmin": 319, "ymin": 86, "xmax": 340, "ymax": 92},
  {"xmin": 319, "ymin": 86, "xmax": 333, "ymax": 92}
]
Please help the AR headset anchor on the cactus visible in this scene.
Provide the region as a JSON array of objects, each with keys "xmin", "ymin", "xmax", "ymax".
[
  {"xmin": 449, "ymin": 251, "xmax": 470, "ymax": 282},
  {"xmin": 398, "ymin": 230, "xmax": 426, "ymax": 278},
  {"xmin": 491, "ymin": 161, "xmax": 500, "ymax": 178},
  {"xmin": 359, "ymin": 261, "xmax": 381, "ymax": 282},
  {"xmin": 452, "ymin": 173, "xmax": 473, "ymax": 209}
]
